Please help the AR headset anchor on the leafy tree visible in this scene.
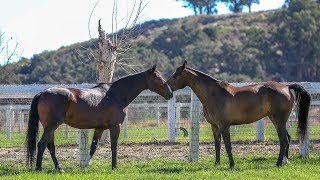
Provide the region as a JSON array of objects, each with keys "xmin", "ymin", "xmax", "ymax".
[
  {"xmin": 177, "ymin": 0, "xmax": 219, "ymax": 15},
  {"xmin": 222, "ymin": 0, "xmax": 244, "ymax": 13},
  {"xmin": 272, "ymin": 0, "xmax": 320, "ymax": 81},
  {"xmin": 202, "ymin": 0, "xmax": 219, "ymax": 14},
  {"xmin": 242, "ymin": 0, "xmax": 260, "ymax": 13}
]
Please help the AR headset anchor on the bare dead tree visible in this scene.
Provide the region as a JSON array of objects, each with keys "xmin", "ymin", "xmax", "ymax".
[
  {"xmin": 86, "ymin": 0, "xmax": 145, "ymax": 84},
  {"xmin": 84, "ymin": 0, "xmax": 145, "ymax": 144},
  {"xmin": 0, "ymin": 31, "xmax": 22, "ymax": 66}
]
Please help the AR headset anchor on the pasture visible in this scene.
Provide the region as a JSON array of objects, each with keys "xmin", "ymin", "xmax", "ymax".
[
  {"xmin": 1, "ymin": 154, "xmax": 320, "ymax": 179},
  {"xmin": 1, "ymin": 84, "xmax": 320, "ymax": 179},
  {"xmin": 1, "ymin": 121, "xmax": 320, "ymax": 179}
]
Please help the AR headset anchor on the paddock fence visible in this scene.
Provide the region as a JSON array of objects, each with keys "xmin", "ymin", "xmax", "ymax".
[{"xmin": 0, "ymin": 83, "xmax": 320, "ymax": 166}]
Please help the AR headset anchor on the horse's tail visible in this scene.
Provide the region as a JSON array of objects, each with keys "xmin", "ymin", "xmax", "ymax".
[
  {"xmin": 26, "ymin": 92, "xmax": 42, "ymax": 167},
  {"xmin": 289, "ymin": 84, "xmax": 311, "ymax": 142}
]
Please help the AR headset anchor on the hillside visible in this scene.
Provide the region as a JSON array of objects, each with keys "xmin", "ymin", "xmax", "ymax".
[{"xmin": 1, "ymin": 0, "xmax": 319, "ymax": 84}]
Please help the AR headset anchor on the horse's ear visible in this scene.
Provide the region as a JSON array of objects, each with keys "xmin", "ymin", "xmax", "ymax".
[
  {"xmin": 151, "ymin": 65, "xmax": 156, "ymax": 72},
  {"xmin": 182, "ymin": 60, "xmax": 187, "ymax": 68}
]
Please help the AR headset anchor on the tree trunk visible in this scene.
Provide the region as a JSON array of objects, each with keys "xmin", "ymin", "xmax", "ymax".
[
  {"xmin": 97, "ymin": 20, "xmax": 117, "ymax": 144},
  {"xmin": 97, "ymin": 20, "xmax": 117, "ymax": 83}
]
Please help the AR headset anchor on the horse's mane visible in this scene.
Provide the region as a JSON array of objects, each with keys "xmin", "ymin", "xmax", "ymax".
[
  {"xmin": 92, "ymin": 83, "xmax": 111, "ymax": 92},
  {"xmin": 186, "ymin": 67, "xmax": 221, "ymax": 83},
  {"xmin": 92, "ymin": 70, "xmax": 146, "ymax": 93}
]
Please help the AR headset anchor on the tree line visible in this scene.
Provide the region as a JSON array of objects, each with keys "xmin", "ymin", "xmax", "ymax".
[
  {"xmin": 177, "ymin": 0, "xmax": 260, "ymax": 14},
  {"xmin": 0, "ymin": 0, "xmax": 319, "ymax": 84}
]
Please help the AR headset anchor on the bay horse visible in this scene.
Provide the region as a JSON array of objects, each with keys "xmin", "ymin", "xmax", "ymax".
[
  {"xmin": 167, "ymin": 61, "xmax": 310, "ymax": 168},
  {"xmin": 26, "ymin": 65, "xmax": 173, "ymax": 172}
]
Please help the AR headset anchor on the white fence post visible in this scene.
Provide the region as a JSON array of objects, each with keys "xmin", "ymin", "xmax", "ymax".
[
  {"xmin": 78, "ymin": 129, "xmax": 90, "ymax": 167},
  {"xmin": 6, "ymin": 106, "xmax": 12, "ymax": 140},
  {"xmin": 65, "ymin": 125, "xmax": 69, "ymax": 140},
  {"xmin": 256, "ymin": 118, "xmax": 265, "ymax": 142},
  {"xmin": 299, "ymin": 116, "xmax": 310, "ymax": 158},
  {"xmin": 168, "ymin": 92, "xmax": 176, "ymax": 142},
  {"xmin": 18, "ymin": 110, "xmax": 24, "ymax": 133},
  {"xmin": 123, "ymin": 114, "xmax": 128, "ymax": 139},
  {"xmin": 189, "ymin": 91, "xmax": 200, "ymax": 162},
  {"xmin": 156, "ymin": 104, "xmax": 160, "ymax": 127},
  {"xmin": 175, "ymin": 103, "xmax": 181, "ymax": 136}
]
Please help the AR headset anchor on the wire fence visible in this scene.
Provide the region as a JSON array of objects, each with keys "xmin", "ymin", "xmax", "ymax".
[{"xmin": 1, "ymin": 83, "xmax": 320, "ymax": 166}]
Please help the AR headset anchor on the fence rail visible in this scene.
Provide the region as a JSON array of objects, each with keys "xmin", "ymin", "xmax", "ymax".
[{"xmin": 1, "ymin": 83, "xmax": 320, "ymax": 166}]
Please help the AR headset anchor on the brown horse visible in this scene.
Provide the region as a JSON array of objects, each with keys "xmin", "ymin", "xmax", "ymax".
[
  {"xmin": 167, "ymin": 61, "xmax": 310, "ymax": 168},
  {"xmin": 26, "ymin": 65, "xmax": 173, "ymax": 172}
]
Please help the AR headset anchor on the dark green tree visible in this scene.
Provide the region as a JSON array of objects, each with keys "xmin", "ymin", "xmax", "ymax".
[
  {"xmin": 272, "ymin": 0, "xmax": 320, "ymax": 81},
  {"xmin": 242, "ymin": 0, "xmax": 260, "ymax": 13},
  {"xmin": 222, "ymin": 0, "xmax": 244, "ymax": 13},
  {"xmin": 177, "ymin": 0, "xmax": 219, "ymax": 15}
]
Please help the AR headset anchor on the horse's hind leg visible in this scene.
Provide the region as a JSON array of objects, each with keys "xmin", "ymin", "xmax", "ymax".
[
  {"xmin": 211, "ymin": 124, "xmax": 221, "ymax": 165},
  {"xmin": 284, "ymin": 130, "xmax": 291, "ymax": 162},
  {"xmin": 109, "ymin": 125, "xmax": 120, "ymax": 170},
  {"xmin": 36, "ymin": 128, "xmax": 55, "ymax": 171},
  {"xmin": 85, "ymin": 129, "xmax": 104, "ymax": 165},
  {"xmin": 275, "ymin": 123, "xmax": 289, "ymax": 167},
  {"xmin": 221, "ymin": 126, "xmax": 235, "ymax": 168},
  {"xmin": 47, "ymin": 134, "xmax": 64, "ymax": 173}
]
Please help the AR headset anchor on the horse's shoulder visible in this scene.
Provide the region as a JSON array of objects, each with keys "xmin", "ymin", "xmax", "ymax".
[
  {"xmin": 219, "ymin": 81, "xmax": 236, "ymax": 96},
  {"xmin": 45, "ymin": 87, "xmax": 71, "ymax": 96}
]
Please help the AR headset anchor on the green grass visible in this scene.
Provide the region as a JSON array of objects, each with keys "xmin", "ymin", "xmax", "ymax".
[
  {"xmin": 1, "ymin": 124, "xmax": 320, "ymax": 148},
  {"xmin": 1, "ymin": 154, "xmax": 320, "ymax": 179}
]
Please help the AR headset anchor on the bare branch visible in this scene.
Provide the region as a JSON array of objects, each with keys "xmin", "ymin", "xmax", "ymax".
[
  {"xmin": 88, "ymin": 0, "xmax": 101, "ymax": 39},
  {"xmin": 117, "ymin": 62, "xmax": 144, "ymax": 67},
  {"xmin": 0, "ymin": 31, "xmax": 22, "ymax": 65},
  {"xmin": 118, "ymin": 0, "xmax": 146, "ymax": 48}
]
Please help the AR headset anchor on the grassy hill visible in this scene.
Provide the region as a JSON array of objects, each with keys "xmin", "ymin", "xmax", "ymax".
[{"xmin": 1, "ymin": 0, "xmax": 319, "ymax": 84}]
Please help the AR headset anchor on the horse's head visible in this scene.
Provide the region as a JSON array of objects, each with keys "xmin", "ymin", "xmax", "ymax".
[
  {"xmin": 145, "ymin": 65, "xmax": 173, "ymax": 100},
  {"xmin": 167, "ymin": 60, "xmax": 190, "ymax": 91}
]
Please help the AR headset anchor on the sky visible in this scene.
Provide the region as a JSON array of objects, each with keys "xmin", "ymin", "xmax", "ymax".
[{"xmin": 0, "ymin": 0, "xmax": 285, "ymax": 64}]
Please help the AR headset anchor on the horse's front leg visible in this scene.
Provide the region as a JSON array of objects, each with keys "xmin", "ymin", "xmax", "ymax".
[
  {"xmin": 211, "ymin": 124, "xmax": 221, "ymax": 165},
  {"xmin": 85, "ymin": 129, "xmax": 104, "ymax": 165},
  {"xmin": 109, "ymin": 124, "xmax": 120, "ymax": 169},
  {"xmin": 221, "ymin": 126, "xmax": 235, "ymax": 169}
]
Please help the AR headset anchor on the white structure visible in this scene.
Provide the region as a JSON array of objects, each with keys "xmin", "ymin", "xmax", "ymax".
[{"xmin": 1, "ymin": 82, "xmax": 320, "ymax": 164}]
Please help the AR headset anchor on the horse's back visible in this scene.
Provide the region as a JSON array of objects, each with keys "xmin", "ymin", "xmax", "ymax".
[
  {"xmin": 37, "ymin": 87, "xmax": 72, "ymax": 128},
  {"xmin": 225, "ymin": 81, "xmax": 294, "ymax": 125}
]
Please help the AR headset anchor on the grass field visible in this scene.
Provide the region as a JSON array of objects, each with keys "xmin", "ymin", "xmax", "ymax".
[
  {"xmin": 1, "ymin": 154, "xmax": 320, "ymax": 179},
  {"xmin": 1, "ymin": 123, "xmax": 320, "ymax": 148}
]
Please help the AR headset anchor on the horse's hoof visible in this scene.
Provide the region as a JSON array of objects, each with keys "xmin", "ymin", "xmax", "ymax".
[
  {"xmin": 35, "ymin": 167, "xmax": 42, "ymax": 172},
  {"xmin": 282, "ymin": 157, "xmax": 289, "ymax": 165},
  {"xmin": 57, "ymin": 169, "xmax": 65, "ymax": 173}
]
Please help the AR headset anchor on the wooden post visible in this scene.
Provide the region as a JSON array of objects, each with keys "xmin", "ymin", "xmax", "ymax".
[
  {"xmin": 78, "ymin": 129, "xmax": 90, "ymax": 167},
  {"xmin": 256, "ymin": 118, "xmax": 265, "ymax": 142},
  {"xmin": 6, "ymin": 106, "xmax": 12, "ymax": 139},
  {"xmin": 168, "ymin": 92, "xmax": 176, "ymax": 142},
  {"xmin": 123, "ymin": 113, "xmax": 128, "ymax": 139},
  {"xmin": 189, "ymin": 91, "xmax": 200, "ymax": 162}
]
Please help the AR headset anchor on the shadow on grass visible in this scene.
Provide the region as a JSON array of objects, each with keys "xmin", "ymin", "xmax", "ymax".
[{"xmin": 146, "ymin": 167, "xmax": 182, "ymax": 174}]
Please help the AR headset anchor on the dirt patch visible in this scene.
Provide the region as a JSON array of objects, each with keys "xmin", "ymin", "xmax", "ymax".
[{"xmin": 1, "ymin": 142, "xmax": 320, "ymax": 165}]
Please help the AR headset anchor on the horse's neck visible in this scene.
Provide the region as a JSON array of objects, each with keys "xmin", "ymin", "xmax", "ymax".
[
  {"xmin": 108, "ymin": 73, "xmax": 147, "ymax": 108},
  {"xmin": 187, "ymin": 72, "xmax": 220, "ymax": 105}
]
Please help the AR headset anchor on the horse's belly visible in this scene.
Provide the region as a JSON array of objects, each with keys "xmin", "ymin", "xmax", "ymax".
[
  {"xmin": 64, "ymin": 106, "xmax": 108, "ymax": 129},
  {"xmin": 229, "ymin": 105, "xmax": 268, "ymax": 125}
]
